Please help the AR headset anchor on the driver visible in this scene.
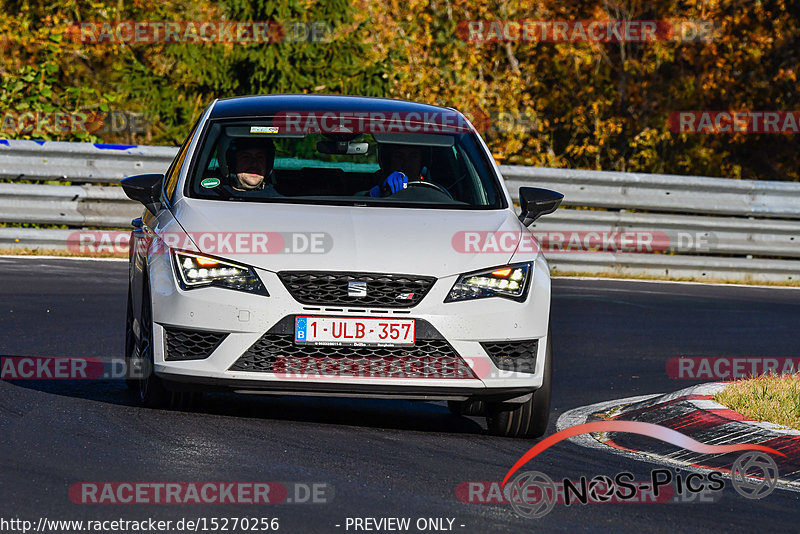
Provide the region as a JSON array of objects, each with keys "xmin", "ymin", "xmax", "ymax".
[
  {"xmin": 223, "ymin": 137, "xmax": 281, "ymax": 197},
  {"xmin": 370, "ymin": 144, "xmax": 428, "ymax": 197}
]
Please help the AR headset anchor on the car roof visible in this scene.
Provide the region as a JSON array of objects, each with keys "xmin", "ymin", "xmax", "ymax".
[{"xmin": 208, "ymin": 94, "xmax": 455, "ymax": 119}]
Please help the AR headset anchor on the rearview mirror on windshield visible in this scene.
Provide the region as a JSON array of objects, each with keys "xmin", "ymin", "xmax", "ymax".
[{"xmin": 316, "ymin": 140, "xmax": 369, "ymax": 155}]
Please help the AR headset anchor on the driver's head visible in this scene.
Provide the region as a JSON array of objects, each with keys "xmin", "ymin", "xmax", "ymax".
[
  {"xmin": 379, "ymin": 144, "xmax": 426, "ymax": 180},
  {"xmin": 227, "ymin": 137, "xmax": 275, "ymax": 190}
]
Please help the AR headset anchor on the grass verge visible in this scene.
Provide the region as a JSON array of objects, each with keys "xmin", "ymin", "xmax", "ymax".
[{"xmin": 715, "ymin": 376, "xmax": 800, "ymax": 430}]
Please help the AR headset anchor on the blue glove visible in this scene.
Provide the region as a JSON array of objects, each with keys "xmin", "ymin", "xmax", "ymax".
[{"xmin": 369, "ymin": 171, "xmax": 408, "ymax": 197}]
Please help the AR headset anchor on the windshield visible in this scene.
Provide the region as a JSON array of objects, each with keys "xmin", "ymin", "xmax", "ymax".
[{"xmin": 186, "ymin": 119, "xmax": 505, "ymax": 209}]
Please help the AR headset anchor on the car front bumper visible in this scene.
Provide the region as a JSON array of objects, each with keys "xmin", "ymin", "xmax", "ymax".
[{"xmin": 147, "ymin": 251, "xmax": 552, "ymax": 400}]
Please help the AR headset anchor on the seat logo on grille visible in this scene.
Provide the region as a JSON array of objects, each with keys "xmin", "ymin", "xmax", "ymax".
[{"xmin": 348, "ymin": 281, "xmax": 367, "ymax": 297}]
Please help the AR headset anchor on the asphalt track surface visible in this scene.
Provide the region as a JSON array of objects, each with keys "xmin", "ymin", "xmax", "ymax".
[{"xmin": 1, "ymin": 256, "xmax": 798, "ymax": 533}]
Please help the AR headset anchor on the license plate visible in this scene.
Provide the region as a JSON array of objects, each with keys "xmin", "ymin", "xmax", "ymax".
[{"xmin": 294, "ymin": 316, "xmax": 415, "ymax": 346}]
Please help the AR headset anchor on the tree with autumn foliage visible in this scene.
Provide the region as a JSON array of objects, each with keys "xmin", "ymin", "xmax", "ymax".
[
  {"xmin": 373, "ymin": 0, "xmax": 800, "ymax": 181},
  {"xmin": 1, "ymin": 0, "xmax": 798, "ymax": 181}
]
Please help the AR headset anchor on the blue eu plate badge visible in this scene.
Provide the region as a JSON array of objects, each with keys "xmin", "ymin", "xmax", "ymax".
[{"xmin": 295, "ymin": 317, "xmax": 308, "ymax": 342}]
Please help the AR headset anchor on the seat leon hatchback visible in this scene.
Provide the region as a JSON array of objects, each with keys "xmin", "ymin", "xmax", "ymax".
[{"xmin": 122, "ymin": 94, "xmax": 563, "ymax": 438}]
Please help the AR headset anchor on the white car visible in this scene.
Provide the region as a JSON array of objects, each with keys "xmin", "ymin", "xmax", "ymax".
[{"xmin": 122, "ymin": 95, "xmax": 562, "ymax": 438}]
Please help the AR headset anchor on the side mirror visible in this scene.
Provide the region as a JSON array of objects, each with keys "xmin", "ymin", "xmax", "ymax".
[
  {"xmin": 518, "ymin": 187, "xmax": 563, "ymax": 226},
  {"xmin": 121, "ymin": 173, "xmax": 164, "ymax": 215}
]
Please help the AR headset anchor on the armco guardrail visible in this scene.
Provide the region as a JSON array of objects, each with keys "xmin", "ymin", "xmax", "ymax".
[
  {"xmin": 0, "ymin": 140, "xmax": 176, "ymax": 183},
  {"xmin": 500, "ymin": 165, "xmax": 800, "ymax": 280},
  {"xmin": 501, "ymin": 166, "xmax": 800, "ymax": 218},
  {"xmin": 0, "ymin": 140, "xmax": 799, "ymax": 282},
  {"xmin": 0, "ymin": 183, "xmax": 138, "ymax": 227}
]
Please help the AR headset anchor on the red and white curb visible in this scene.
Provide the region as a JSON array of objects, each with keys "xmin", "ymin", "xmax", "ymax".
[{"xmin": 557, "ymin": 383, "xmax": 800, "ymax": 492}]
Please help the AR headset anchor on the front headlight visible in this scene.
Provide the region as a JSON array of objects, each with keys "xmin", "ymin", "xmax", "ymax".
[
  {"xmin": 445, "ymin": 262, "xmax": 532, "ymax": 303},
  {"xmin": 172, "ymin": 250, "xmax": 268, "ymax": 295}
]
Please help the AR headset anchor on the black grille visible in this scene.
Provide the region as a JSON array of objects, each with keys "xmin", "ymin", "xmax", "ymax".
[
  {"xmin": 164, "ymin": 327, "xmax": 227, "ymax": 361},
  {"xmin": 229, "ymin": 333, "xmax": 475, "ymax": 379},
  {"xmin": 277, "ymin": 271, "xmax": 435, "ymax": 308},
  {"xmin": 481, "ymin": 340, "xmax": 538, "ymax": 374}
]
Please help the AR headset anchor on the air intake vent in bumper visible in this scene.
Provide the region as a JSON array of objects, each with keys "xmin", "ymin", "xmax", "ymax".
[
  {"xmin": 164, "ymin": 327, "xmax": 227, "ymax": 361},
  {"xmin": 480, "ymin": 340, "xmax": 538, "ymax": 374}
]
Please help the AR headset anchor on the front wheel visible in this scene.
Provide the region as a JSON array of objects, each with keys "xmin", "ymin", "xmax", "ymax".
[
  {"xmin": 136, "ymin": 279, "xmax": 171, "ymax": 408},
  {"xmin": 124, "ymin": 289, "xmax": 138, "ymax": 391},
  {"xmin": 485, "ymin": 328, "xmax": 552, "ymax": 438},
  {"xmin": 135, "ymin": 280, "xmax": 202, "ymax": 411}
]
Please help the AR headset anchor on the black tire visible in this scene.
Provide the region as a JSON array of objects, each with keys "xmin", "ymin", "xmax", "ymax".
[
  {"xmin": 485, "ymin": 328, "xmax": 552, "ymax": 438},
  {"xmin": 136, "ymin": 278, "xmax": 171, "ymax": 409},
  {"xmin": 447, "ymin": 399, "xmax": 486, "ymax": 416},
  {"xmin": 136, "ymin": 277, "xmax": 203, "ymax": 411},
  {"xmin": 124, "ymin": 289, "xmax": 138, "ymax": 391}
]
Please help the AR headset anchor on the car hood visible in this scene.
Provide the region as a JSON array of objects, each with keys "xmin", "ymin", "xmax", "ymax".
[{"xmin": 169, "ymin": 198, "xmax": 526, "ymax": 278}]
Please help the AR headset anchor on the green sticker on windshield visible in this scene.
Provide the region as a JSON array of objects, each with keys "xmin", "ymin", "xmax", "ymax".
[{"xmin": 201, "ymin": 177, "xmax": 220, "ymax": 188}]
